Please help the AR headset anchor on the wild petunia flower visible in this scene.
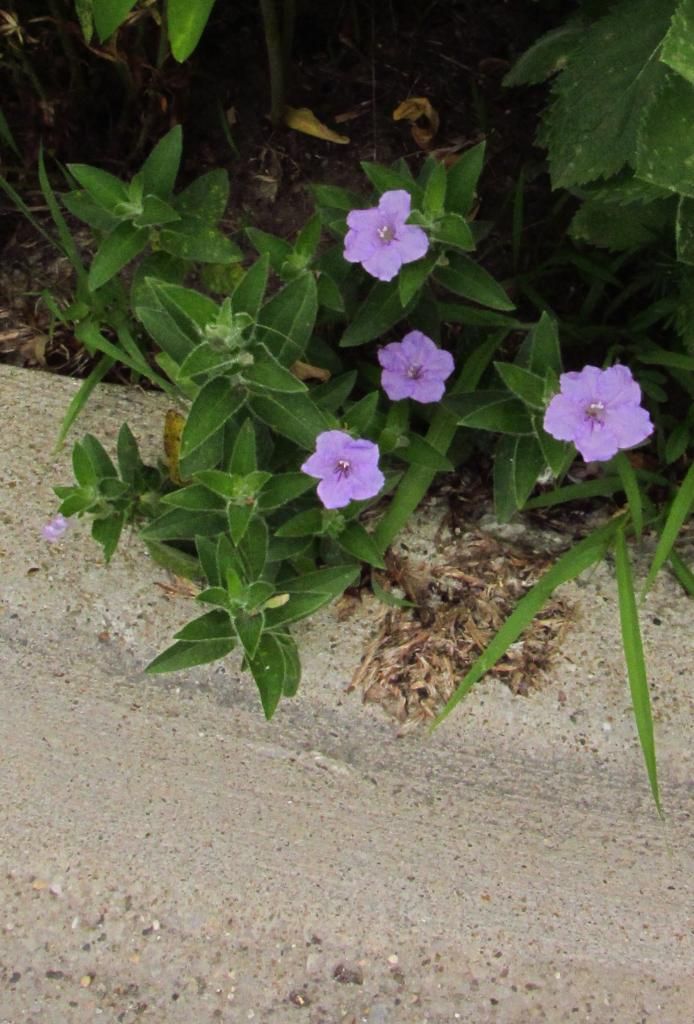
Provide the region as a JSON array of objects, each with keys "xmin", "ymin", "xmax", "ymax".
[
  {"xmin": 301, "ymin": 430, "xmax": 385, "ymax": 510},
  {"xmin": 343, "ymin": 190, "xmax": 429, "ymax": 282},
  {"xmin": 543, "ymin": 364, "xmax": 654, "ymax": 462},
  {"xmin": 42, "ymin": 513, "xmax": 71, "ymax": 543},
  {"xmin": 378, "ymin": 331, "xmax": 455, "ymax": 403}
]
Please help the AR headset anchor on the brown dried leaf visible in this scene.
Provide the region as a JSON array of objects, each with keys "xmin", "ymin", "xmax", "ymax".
[
  {"xmin": 392, "ymin": 97, "xmax": 440, "ymax": 150},
  {"xmin": 283, "ymin": 107, "xmax": 350, "ymax": 145}
]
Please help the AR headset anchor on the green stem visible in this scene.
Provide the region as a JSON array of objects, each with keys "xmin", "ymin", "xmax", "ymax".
[{"xmin": 259, "ymin": 0, "xmax": 285, "ymax": 125}]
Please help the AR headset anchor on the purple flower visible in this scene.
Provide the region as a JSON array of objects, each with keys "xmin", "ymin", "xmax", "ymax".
[
  {"xmin": 343, "ymin": 190, "xmax": 429, "ymax": 282},
  {"xmin": 42, "ymin": 513, "xmax": 71, "ymax": 543},
  {"xmin": 378, "ymin": 331, "xmax": 455, "ymax": 403},
  {"xmin": 301, "ymin": 430, "xmax": 385, "ymax": 509},
  {"xmin": 543, "ymin": 364, "xmax": 654, "ymax": 462}
]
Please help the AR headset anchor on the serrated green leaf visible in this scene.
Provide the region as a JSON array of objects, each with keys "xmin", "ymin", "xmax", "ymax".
[
  {"xmin": 570, "ymin": 198, "xmax": 672, "ymax": 250},
  {"xmin": 661, "ymin": 0, "xmax": 694, "ymax": 85},
  {"xmin": 542, "ymin": 0, "xmax": 670, "ymax": 188}
]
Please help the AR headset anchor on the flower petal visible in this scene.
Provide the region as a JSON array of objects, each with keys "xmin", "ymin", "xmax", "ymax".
[
  {"xmin": 595, "ymin": 364, "xmax": 642, "ymax": 406},
  {"xmin": 381, "ymin": 370, "xmax": 415, "ymax": 401},
  {"xmin": 377, "ymin": 189, "xmax": 412, "ymax": 223},
  {"xmin": 543, "ymin": 394, "xmax": 587, "ymax": 443},
  {"xmin": 361, "ymin": 246, "xmax": 404, "ymax": 282},
  {"xmin": 410, "ymin": 376, "xmax": 446, "ymax": 403},
  {"xmin": 393, "ymin": 224, "xmax": 429, "ymax": 264},
  {"xmin": 317, "ymin": 474, "xmax": 354, "ymax": 509}
]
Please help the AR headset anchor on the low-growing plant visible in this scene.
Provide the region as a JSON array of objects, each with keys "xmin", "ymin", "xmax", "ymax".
[{"xmin": 25, "ymin": 125, "xmax": 691, "ymax": 812}]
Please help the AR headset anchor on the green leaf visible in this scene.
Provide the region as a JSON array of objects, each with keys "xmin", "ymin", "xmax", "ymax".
[
  {"xmin": 92, "ymin": 513, "xmax": 124, "ymax": 563},
  {"xmin": 397, "ymin": 434, "xmax": 454, "ymax": 471},
  {"xmin": 676, "ymin": 194, "xmax": 694, "ymax": 264},
  {"xmin": 519, "ymin": 312, "xmax": 562, "ymax": 376},
  {"xmin": 423, "ymin": 159, "xmax": 447, "ymax": 218},
  {"xmin": 294, "ymin": 213, "xmax": 322, "ymax": 260},
  {"xmin": 312, "ymin": 183, "xmax": 364, "ymax": 211},
  {"xmin": 93, "ymin": 0, "xmax": 137, "ymax": 39},
  {"xmin": 275, "ymin": 509, "xmax": 324, "ymax": 538},
  {"xmin": 115, "ymin": 423, "xmax": 142, "ymax": 485},
  {"xmin": 263, "ymin": 591, "xmax": 334, "ymax": 628},
  {"xmin": 312, "ymin": 371, "xmax": 357, "ymax": 413},
  {"xmin": 174, "ymin": 609, "xmax": 234, "ymax": 642},
  {"xmin": 503, "ymin": 23, "xmax": 584, "ymax": 86},
  {"xmin": 494, "ymin": 362, "xmax": 546, "ymax": 409},
  {"xmin": 280, "ymin": 564, "xmax": 360, "ymax": 596},
  {"xmin": 239, "ymin": 516, "xmax": 268, "ymax": 579},
  {"xmin": 494, "ymin": 434, "xmax": 546, "ymax": 520},
  {"xmin": 337, "ymin": 522, "xmax": 385, "ymax": 568},
  {"xmin": 430, "ymin": 213, "xmax": 475, "ymax": 252},
  {"xmin": 398, "ymin": 252, "xmax": 439, "ymax": 307},
  {"xmin": 246, "ymin": 227, "xmax": 292, "ymax": 271},
  {"xmin": 257, "ymin": 473, "xmax": 314, "ymax": 511},
  {"xmin": 533, "ymin": 414, "xmax": 573, "ymax": 479},
  {"xmin": 642, "ymin": 461, "xmax": 694, "ymax": 595},
  {"xmin": 669, "ymin": 549, "xmax": 694, "ymax": 594},
  {"xmin": 434, "ymin": 253, "xmax": 514, "ymax": 311},
  {"xmin": 139, "ymin": 125, "xmax": 182, "ymax": 198},
  {"xmin": 570, "ymin": 197, "xmax": 672, "ymax": 250},
  {"xmin": 181, "ymin": 377, "xmax": 245, "ymax": 457},
  {"xmin": 82, "ymin": 433, "xmax": 118, "ymax": 478},
  {"xmin": 146, "ymin": 637, "xmax": 236, "ymax": 674},
  {"xmin": 234, "ymin": 610, "xmax": 264, "ymax": 659},
  {"xmin": 541, "ymin": 0, "xmax": 670, "ymax": 187},
  {"xmin": 341, "ymin": 280, "xmax": 415, "ymax": 347},
  {"xmin": 140, "ymin": 508, "xmax": 226, "ymax": 541},
  {"xmin": 144, "ymin": 541, "xmax": 201, "ymax": 579},
  {"xmin": 433, "ymin": 517, "xmax": 623, "ymax": 727},
  {"xmin": 229, "ymin": 417, "xmax": 257, "ymax": 475},
  {"xmin": 245, "ymin": 632, "xmax": 286, "ymax": 719},
  {"xmin": 445, "ymin": 391, "xmax": 533, "ymax": 434},
  {"xmin": 256, "ymin": 273, "xmax": 318, "ymax": 365},
  {"xmin": 249, "ymin": 391, "xmax": 333, "ymax": 450},
  {"xmin": 160, "ymin": 484, "xmax": 226, "ymax": 511},
  {"xmin": 276, "ymin": 632, "xmax": 301, "ymax": 696},
  {"xmin": 661, "ymin": 0, "xmax": 694, "ymax": 85},
  {"xmin": 134, "ymin": 195, "xmax": 180, "ymax": 227},
  {"xmin": 61, "ymin": 189, "xmax": 120, "ymax": 232},
  {"xmin": 88, "ymin": 223, "xmax": 148, "ymax": 291},
  {"xmin": 360, "ymin": 161, "xmax": 422, "ymax": 204},
  {"xmin": 445, "ymin": 141, "xmax": 486, "ymax": 216},
  {"xmin": 343, "ymin": 392, "xmax": 379, "ymax": 435},
  {"xmin": 614, "ymin": 529, "xmax": 661, "ymax": 813},
  {"xmin": 227, "ymin": 503, "xmax": 254, "ymax": 544},
  {"xmin": 168, "ymin": 0, "xmax": 216, "ymax": 61},
  {"xmin": 66, "ymin": 163, "xmax": 129, "ymax": 212},
  {"xmin": 175, "ymin": 168, "xmax": 229, "ymax": 224},
  {"xmin": 159, "ymin": 218, "xmax": 241, "ymax": 263},
  {"xmin": 137, "ymin": 307, "xmax": 196, "ymax": 364},
  {"xmin": 615, "ymin": 451, "xmax": 644, "ymax": 538},
  {"xmin": 436, "ymin": 303, "xmax": 522, "ymax": 329},
  {"xmin": 232, "ymin": 255, "xmax": 269, "ymax": 319},
  {"xmin": 243, "ymin": 352, "xmax": 308, "ymax": 393}
]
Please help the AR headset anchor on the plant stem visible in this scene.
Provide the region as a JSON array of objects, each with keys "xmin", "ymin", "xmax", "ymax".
[{"xmin": 258, "ymin": 0, "xmax": 285, "ymax": 126}]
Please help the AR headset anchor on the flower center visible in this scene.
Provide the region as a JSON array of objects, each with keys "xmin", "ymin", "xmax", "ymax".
[
  {"xmin": 585, "ymin": 400, "xmax": 606, "ymax": 422},
  {"xmin": 376, "ymin": 224, "xmax": 395, "ymax": 243},
  {"xmin": 335, "ymin": 458, "xmax": 351, "ymax": 479},
  {"xmin": 406, "ymin": 363, "xmax": 423, "ymax": 380}
]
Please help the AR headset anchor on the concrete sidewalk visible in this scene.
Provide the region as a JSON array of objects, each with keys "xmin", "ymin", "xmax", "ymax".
[{"xmin": 1, "ymin": 364, "xmax": 692, "ymax": 1024}]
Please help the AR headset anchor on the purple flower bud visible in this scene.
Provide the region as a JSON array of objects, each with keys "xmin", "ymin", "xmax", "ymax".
[
  {"xmin": 378, "ymin": 331, "xmax": 454, "ymax": 403},
  {"xmin": 343, "ymin": 190, "xmax": 429, "ymax": 282},
  {"xmin": 543, "ymin": 364, "xmax": 654, "ymax": 462},
  {"xmin": 301, "ymin": 430, "xmax": 385, "ymax": 509},
  {"xmin": 42, "ymin": 513, "xmax": 71, "ymax": 543}
]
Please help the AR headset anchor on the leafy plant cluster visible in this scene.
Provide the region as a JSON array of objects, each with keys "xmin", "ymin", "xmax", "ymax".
[
  {"xmin": 6, "ymin": 111, "xmax": 692, "ymax": 808},
  {"xmin": 506, "ymin": 0, "xmax": 694, "ymax": 461}
]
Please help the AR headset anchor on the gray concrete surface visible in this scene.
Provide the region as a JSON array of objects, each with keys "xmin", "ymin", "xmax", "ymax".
[{"xmin": 1, "ymin": 364, "xmax": 692, "ymax": 1024}]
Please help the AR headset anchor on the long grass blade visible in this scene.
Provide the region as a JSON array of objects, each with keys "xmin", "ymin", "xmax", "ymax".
[
  {"xmin": 432, "ymin": 516, "xmax": 623, "ymax": 727},
  {"xmin": 614, "ymin": 528, "xmax": 662, "ymax": 814},
  {"xmin": 669, "ymin": 550, "xmax": 694, "ymax": 596},
  {"xmin": 642, "ymin": 462, "xmax": 694, "ymax": 596},
  {"xmin": 38, "ymin": 146, "xmax": 87, "ymax": 287},
  {"xmin": 524, "ymin": 477, "xmax": 623, "ymax": 509},
  {"xmin": 54, "ymin": 355, "xmax": 114, "ymax": 449},
  {"xmin": 615, "ymin": 451, "xmax": 643, "ymax": 537}
]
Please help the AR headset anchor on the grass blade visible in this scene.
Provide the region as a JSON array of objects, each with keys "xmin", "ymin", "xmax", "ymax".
[
  {"xmin": 524, "ymin": 476, "xmax": 623, "ymax": 509},
  {"xmin": 669, "ymin": 550, "xmax": 694, "ymax": 596},
  {"xmin": 614, "ymin": 528, "xmax": 662, "ymax": 814},
  {"xmin": 54, "ymin": 354, "xmax": 114, "ymax": 449},
  {"xmin": 642, "ymin": 461, "xmax": 694, "ymax": 596},
  {"xmin": 38, "ymin": 146, "xmax": 87, "ymax": 287},
  {"xmin": 615, "ymin": 451, "xmax": 643, "ymax": 537},
  {"xmin": 432, "ymin": 516, "xmax": 623, "ymax": 727}
]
